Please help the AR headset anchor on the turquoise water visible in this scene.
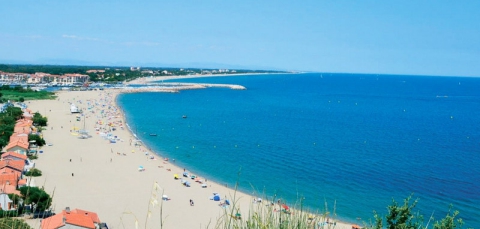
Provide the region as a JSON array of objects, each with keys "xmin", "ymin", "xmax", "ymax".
[{"xmin": 117, "ymin": 73, "xmax": 480, "ymax": 228}]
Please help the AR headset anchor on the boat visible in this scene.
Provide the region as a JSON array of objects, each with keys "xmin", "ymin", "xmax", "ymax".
[
  {"xmin": 182, "ymin": 115, "xmax": 187, "ymax": 119},
  {"xmin": 149, "ymin": 133, "xmax": 157, "ymax": 136}
]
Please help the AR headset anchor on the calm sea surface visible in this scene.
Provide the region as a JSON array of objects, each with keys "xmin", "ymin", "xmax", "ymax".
[{"xmin": 117, "ymin": 73, "xmax": 480, "ymax": 228}]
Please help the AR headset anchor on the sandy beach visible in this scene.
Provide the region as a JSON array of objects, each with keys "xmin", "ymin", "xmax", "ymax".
[{"xmin": 24, "ymin": 89, "xmax": 353, "ymax": 229}]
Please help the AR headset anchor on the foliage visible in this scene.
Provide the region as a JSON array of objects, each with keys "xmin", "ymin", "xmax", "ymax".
[
  {"xmin": 28, "ymin": 155, "xmax": 38, "ymax": 160},
  {"xmin": 366, "ymin": 196, "xmax": 466, "ymax": 229},
  {"xmin": 0, "ymin": 210, "xmax": 19, "ymax": 218},
  {"xmin": 28, "ymin": 134, "xmax": 46, "ymax": 147},
  {"xmin": 0, "ymin": 217, "xmax": 32, "ymax": 229},
  {"xmin": 19, "ymin": 186, "xmax": 52, "ymax": 212},
  {"xmin": 0, "ymin": 107, "xmax": 21, "ymax": 149},
  {"xmin": 25, "ymin": 168, "xmax": 42, "ymax": 177},
  {"xmin": 0, "ymin": 64, "xmax": 286, "ymax": 83},
  {"xmin": 2, "ymin": 106, "xmax": 23, "ymax": 120},
  {"xmin": 432, "ymin": 207, "xmax": 464, "ymax": 229},
  {"xmin": 32, "ymin": 112, "xmax": 48, "ymax": 126},
  {"xmin": 7, "ymin": 194, "xmax": 22, "ymax": 209},
  {"xmin": 0, "ymin": 87, "xmax": 56, "ymax": 101}
]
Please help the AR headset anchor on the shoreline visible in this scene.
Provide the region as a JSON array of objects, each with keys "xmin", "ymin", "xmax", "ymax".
[
  {"xmin": 126, "ymin": 72, "xmax": 297, "ymax": 84},
  {"xmin": 25, "ymin": 88, "xmax": 354, "ymax": 228}
]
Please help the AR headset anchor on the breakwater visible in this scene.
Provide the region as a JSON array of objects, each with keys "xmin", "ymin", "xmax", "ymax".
[{"xmin": 118, "ymin": 82, "xmax": 246, "ymax": 93}]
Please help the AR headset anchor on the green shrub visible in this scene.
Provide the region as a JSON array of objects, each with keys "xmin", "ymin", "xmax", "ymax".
[
  {"xmin": 0, "ymin": 210, "xmax": 19, "ymax": 218},
  {"xmin": 25, "ymin": 168, "xmax": 42, "ymax": 177},
  {"xmin": 0, "ymin": 217, "xmax": 32, "ymax": 228}
]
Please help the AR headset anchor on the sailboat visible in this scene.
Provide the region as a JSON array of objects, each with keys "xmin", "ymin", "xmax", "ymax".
[{"xmin": 78, "ymin": 114, "xmax": 91, "ymax": 139}]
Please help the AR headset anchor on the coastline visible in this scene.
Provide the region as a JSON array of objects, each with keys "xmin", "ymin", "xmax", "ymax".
[
  {"xmin": 126, "ymin": 72, "xmax": 296, "ymax": 84},
  {"xmin": 24, "ymin": 88, "xmax": 354, "ymax": 229}
]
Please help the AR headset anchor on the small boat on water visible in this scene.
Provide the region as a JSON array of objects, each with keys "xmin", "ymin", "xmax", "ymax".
[
  {"xmin": 149, "ymin": 133, "xmax": 157, "ymax": 136},
  {"xmin": 182, "ymin": 115, "xmax": 187, "ymax": 119}
]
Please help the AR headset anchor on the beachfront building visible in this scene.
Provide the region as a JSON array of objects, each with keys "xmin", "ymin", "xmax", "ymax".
[
  {"xmin": 42, "ymin": 73, "xmax": 89, "ymax": 85},
  {"xmin": 0, "ymin": 160, "xmax": 26, "ymax": 175},
  {"xmin": 2, "ymin": 117, "xmax": 36, "ymax": 155},
  {"xmin": 3, "ymin": 140, "xmax": 29, "ymax": 155},
  {"xmin": 9, "ymin": 133, "xmax": 29, "ymax": 143},
  {"xmin": 0, "ymin": 72, "xmax": 31, "ymax": 83},
  {"xmin": 0, "ymin": 190, "xmax": 19, "ymax": 210},
  {"xmin": 1, "ymin": 151, "xmax": 28, "ymax": 162},
  {"xmin": 41, "ymin": 207, "xmax": 105, "ymax": 229}
]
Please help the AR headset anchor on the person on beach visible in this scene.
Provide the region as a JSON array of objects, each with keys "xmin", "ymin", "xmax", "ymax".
[{"xmin": 190, "ymin": 199, "xmax": 194, "ymax": 206}]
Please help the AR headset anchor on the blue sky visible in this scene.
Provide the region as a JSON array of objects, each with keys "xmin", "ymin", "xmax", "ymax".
[{"xmin": 1, "ymin": 1, "xmax": 479, "ymax": 76}]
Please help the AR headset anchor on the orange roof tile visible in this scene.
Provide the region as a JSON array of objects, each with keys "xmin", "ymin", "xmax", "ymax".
[
  {"xmin": 0, "ymin": 160, "xmax": 25, "ymax": 172},
  {"xmin": 1, "ymin": 151, "xmax": 28, "ymax": 161},
  {"xmin": 0, "ymin": 168, "xmax": 21, "ymax": 177},
  {"xmin": 9, "ymin": 134, "xmax": 29, "ymax": 143},
  {"xmin": 41, "ymin": 208, "xmax": 101, "ymax": 229},
  {"xmin": 0, "ymin": 173, "xmax": 20, "ymax": 186},
  {"xmin": 0, "ymin": 183, "xmax": 20, "ymax": 195},
  {"xmin": 41, "ymin": 214, "xmax": 65, "ymax": 229},
  {"xmin": 4, "ymin": 140, "xmax": 29, "ymax": 151}
]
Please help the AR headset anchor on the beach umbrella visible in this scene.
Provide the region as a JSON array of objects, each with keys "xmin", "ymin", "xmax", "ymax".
[
  {"xmin": 281, "ymin": 204, "xmax": 289, "ymax": 210},
  {"xmin": 174, "ymin": 174, "xmax": 179, "ymax": 179},
  {"xmin": 185, "ymin": 181, "xmax": 191, "ymax": 187},
  {"xmin": 352, "ymin": 225, "xmax": 361, "ymax": 229}
]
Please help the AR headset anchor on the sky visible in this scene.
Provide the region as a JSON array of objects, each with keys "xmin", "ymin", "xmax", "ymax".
[{"xmin": 1, "ymin": 1, "xmax": 479, "ymax": 77}]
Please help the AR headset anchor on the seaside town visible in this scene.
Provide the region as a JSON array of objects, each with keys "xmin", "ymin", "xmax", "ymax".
[
  {"xmin": 0, "ymin": 62, "xmax": 473, "ymax": 229},
  {"xmin": 0, "ymin": 66, "xmax": 341, "ymax": 229},
  {"xmin": 1, "ymin": 1, "xmax": 477, "ymax": 228}
]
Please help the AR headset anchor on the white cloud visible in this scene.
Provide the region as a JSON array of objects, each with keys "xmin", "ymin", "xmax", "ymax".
[{"xmin": 62, "ymin": 34, "xmax": 99, "ymax": 41}]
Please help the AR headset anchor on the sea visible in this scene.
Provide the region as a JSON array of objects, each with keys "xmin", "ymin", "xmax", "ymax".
[{"xmin": 117, "ymin": 73, "xmax": 480, "ymax": 228}]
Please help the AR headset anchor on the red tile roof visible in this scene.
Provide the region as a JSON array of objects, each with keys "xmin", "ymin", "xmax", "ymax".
[
  {"xmin": 0, "ymin": 168, "xmax": 21, "ymax": 178},
  {"xmin": 0, "ymin": 183, "xmax": 20, "ymax": 195},
  {"xmin": 0, "ymin": 173, "xmax": 20, "ymax": 187},
  {"xmin": 0, "ymin": 160, "xmax": 25, "ymax": 172},
  {"xmin": 1, "ymin": 151, "xmax": 28, "ymax": 161},
  {"xmin": 41, "ymin": 208, "xmax": 101, "ymax": 229},
  {"xmin": 18, "ymin": 179, "xmax": 27, "ymax": 186},
  {"xmin": 4, "ymin": 140, "xmax": 29, "ymax": 151},
  {"xmin": 8, "ymin": 135, "xmax": 29, "ymax": 144}
]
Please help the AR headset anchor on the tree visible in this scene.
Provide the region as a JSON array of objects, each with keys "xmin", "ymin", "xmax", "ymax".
[
  {"xmin": 28, "ymin": 134, "xmax": 45, "ymax": 147},
  {"xmin": 0, "ymin": 218, "xmax": 32, "ymax": 229},
  {"xmin": 19, "ymin": 97, "xmax": 25, "ymax": 102},
  {"xmin": 7, "ymin": 194, "xmax": 22, "ymax": 209},
  {"xmin": 4, "ymin": 107, "xmax": 23, "ymax": 120},
  {"xmin": 25, "ymin": 168, "xmax": 42, "ymax": 177},
  {"xmin": 19, "ymin": 186, "xmax": 52, "ymax": 212},
  {"xmin": 32, "ymin": 112, "xmax": 48, "ymax": 126}
]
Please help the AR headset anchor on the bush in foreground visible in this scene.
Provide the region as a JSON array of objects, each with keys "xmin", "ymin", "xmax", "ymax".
[{"xmin": 0, "ymin": 218, "xmax": 31, "ymax": 229}]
